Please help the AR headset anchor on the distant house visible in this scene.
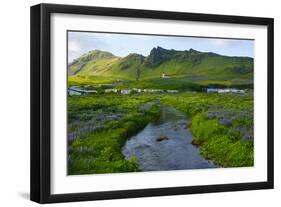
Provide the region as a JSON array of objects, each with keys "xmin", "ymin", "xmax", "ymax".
[
  {"xmin": 162, "ymin": 73, "xmax": 170, "ymax": 78},
  {"xmin": 143, "ymin": 89, "xmax": 164, "ymax": 93},
  {"xmin": 68, "ymin": 89, "xmax": 82, "ymax": 96},
  {"xmin": 68, "ymin": 87, "xmax": 98, "ymax": 96},
  {"xmin": 86, "ymin": 90, "xmax": 98, "ymax": 94},
  {"xmin": 166, "ymin": 90, "xmax": 179, "ymax": 93},
  {"xmin": 121, "ymin": 89, "xmax": 132, "ymax": 94},
  {"xmin": 105, "ymin": 89, "xmax": 118, "ymax": 93},
  {"xmin": 207, "ymin": 88, "xmax": 245, "ymax": 93}
]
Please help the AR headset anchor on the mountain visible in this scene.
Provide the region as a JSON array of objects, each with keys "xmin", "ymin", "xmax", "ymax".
[
  {"xmin": 68, "ymin": 46, "xmax": 253, "ymax": 86},
  {"xmin": 68, "ymin": 50, "xmax": 119, "ymax": 76}
]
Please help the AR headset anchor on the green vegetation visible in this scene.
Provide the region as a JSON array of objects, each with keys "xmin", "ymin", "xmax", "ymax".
[
  {"xmin": 68, "ymin": 91, "xmax": 254, "ymax": 175},
  {"xmin": 161, "ymin": 92, "xmax": 254, "ymax": 167},
  {"xmin": 68, "ymin": 94, "xmax": 161, "ymax": 174},
  {"xmin": 68, "ymin": 75, "xmax": 117, "ymax": 86},
  {"xmin": 67, "ymin": 46, "xmax": 254, "ymax": 174},
  {"xmin": 68, "ymin": 47, "xmax": 253, "ymax": 89}
]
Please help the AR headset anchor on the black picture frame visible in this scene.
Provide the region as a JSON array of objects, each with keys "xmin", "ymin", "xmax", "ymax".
[{"xmin": 30, "ymin": 3, "xmax": 274, "ymax": 204}]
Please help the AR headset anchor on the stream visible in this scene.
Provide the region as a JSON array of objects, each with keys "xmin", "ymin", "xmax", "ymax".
[{"xmin": 122, "ymin": 105, "xmax": 217, "ymax": 171}]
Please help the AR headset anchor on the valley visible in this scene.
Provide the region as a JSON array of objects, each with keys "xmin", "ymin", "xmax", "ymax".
[{"xmin": 67, "ymin": 46, "xmax": 254, "ymax": 175}]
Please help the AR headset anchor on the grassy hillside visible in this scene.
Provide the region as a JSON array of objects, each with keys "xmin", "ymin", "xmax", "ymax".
[{"xmin": 68, "ymin": 47, "xmax": 254, "ymax": 87}]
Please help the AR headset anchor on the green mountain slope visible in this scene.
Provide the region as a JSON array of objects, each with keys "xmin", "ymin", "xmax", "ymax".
[
  {"xmin": 68, "ymin": 46, "xmax": 253, "ymax": 86},
  {"xmin": 68, "ymin": 50, "xmax": 120, "ymax": 76}
]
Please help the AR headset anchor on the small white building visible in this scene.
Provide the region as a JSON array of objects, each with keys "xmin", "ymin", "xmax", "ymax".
[
  {"xmin": 162, "ymin": 73, "xmax": 170, "ymax": 78},
  {"xmin": 166, "ymin": 90, "xmax": 178, "ymax": 93},
  {"xmin": 149, "ymin": 89, "xmax": 164, "ymax": 93},
  {"xmin": 105, "ymin": 89, "xmax": 118, "ymax": 93},
  {"xmin": 68, "ymin": 87, "xmax": 98, "ymax": 95},
  {"xmin": 207, "ymin": 88, "xmax": 245, "ymax": 93},
  {"xmin": 68, "ymin": 89, "xmax": 82, "ymax": 96},
  {"xmin": 121, "ymin": 89, "xmax": 132, "ymax": 94},
  {"xmin": 143, "ymin": 89, "xmax": 159, "ymax": 93},
  {"xmin": 86, "ymin": 90, "xmax": 98, "ymax": 94}
]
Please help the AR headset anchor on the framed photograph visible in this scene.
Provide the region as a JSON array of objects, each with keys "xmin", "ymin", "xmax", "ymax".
[{"xmin": 30, "ymin": 3, "xmax": 274, "ymax": 203}]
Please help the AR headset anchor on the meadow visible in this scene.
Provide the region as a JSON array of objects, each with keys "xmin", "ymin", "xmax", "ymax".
[
  {"xmin": 161, "ymin": 92, "xmax": 254, "ymax": 167},
  {"xmin": 68, "ymin": 91, "xmax": 254, "ymax": 175},
  {"xmin": 68, "ymin": 94, "xmax": 161, "ymax": 174}
]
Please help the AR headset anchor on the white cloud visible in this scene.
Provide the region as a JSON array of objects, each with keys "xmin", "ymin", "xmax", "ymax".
[
  {"xmin": 68, "ymin": 40, "xmax": 81, "ymax": 53},
  {"xmin": 208, "ymin": 39, "xmax": 232, "ymax": 47}
]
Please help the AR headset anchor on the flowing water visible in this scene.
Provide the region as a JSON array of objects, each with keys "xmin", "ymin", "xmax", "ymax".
[{"xmin": 122, "ymin": 105, "xmax": 217, "ymax": 171}]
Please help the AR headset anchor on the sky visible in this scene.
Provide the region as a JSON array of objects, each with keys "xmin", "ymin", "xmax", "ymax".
[{"xmin": 68, "ymin": 31, "xmax": 254, "ymax": 63}]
